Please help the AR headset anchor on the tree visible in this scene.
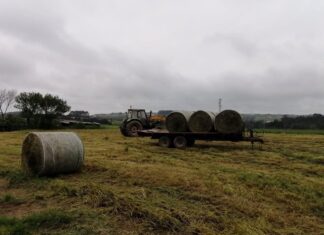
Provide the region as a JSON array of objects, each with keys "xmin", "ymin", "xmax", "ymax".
[
  {"xmin": 15, "ymin": 92, "xmax": 43, "ymax": 126},
  {"xmin": 15, "ymin": 92, "xmax": 70, "ymax": 128},
  {"xmin": 41, "ymin": 94, "xmax": 70, "ymax": 116},
  {"xmin": 40, "ymin": 94, "xmax": 70, "ymax": 128},
  {"xmin": 0, "ymin": 89, "xmax": 17, "ymax": 120}
]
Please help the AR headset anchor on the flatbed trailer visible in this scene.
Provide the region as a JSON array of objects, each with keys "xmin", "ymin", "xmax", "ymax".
[{"xmin": 138, "ymin": 129, "xmax": 264, "ymax": 149}]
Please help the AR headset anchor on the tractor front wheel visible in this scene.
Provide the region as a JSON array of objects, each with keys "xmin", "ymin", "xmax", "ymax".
[
  {"xmin": 125, "ymin": 121, "xmax": 143, "ymax": 137},
  {"xmin": 120, "ymin": 126, "xmax": 128, "ymax": 136}
]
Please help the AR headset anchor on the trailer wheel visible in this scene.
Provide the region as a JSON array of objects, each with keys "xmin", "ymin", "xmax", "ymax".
[
  {"xmin": 187, "ymin": 138, "xmax": 195, "ymax": 147},
  {"xmin": 159, "ymin": 136, "xmax": 172, "ymax": 148},
  {"xmin": 173, "ymin": 136, "xmax": 187, "ymax": 149}
]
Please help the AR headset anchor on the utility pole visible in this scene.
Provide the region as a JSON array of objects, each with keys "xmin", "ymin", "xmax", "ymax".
[{"xmin": 218, "ymin": 98, "xmax": 222, "ymax": 113}]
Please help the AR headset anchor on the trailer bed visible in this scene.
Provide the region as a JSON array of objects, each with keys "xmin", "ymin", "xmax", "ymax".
[{"xmin": 138, "ymin": 129, "xmax": 264, "ymax": 148}]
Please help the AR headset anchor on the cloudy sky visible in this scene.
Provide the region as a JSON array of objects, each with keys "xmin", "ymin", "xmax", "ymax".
[{"xmin": 0, "ymin": 0, "xmax": 323, "ymax": 114}]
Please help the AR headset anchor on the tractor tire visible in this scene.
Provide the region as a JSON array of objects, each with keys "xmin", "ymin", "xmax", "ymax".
[
  {"xmin": 120, "ymin": 126, "xmax": 128, "ymax": 136},
  {"xmin": 173, "ymin": 136, "xmax": 187, "ymax": 149},
  {"xmin": 125, "ymin": 121, "xmax": 143, "ymax": 137}
]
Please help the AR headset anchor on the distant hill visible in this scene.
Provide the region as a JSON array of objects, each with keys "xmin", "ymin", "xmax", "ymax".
[
  {"xmin": 6, "ymin": 111, "xmax": 22, "ymax": 117},
  {"xmin": 241, "ymin": 114, "xmax": 298, "ymax": 123},
  {"xmin": 93, "ymin": 110, "xmax": 174, "ymax": 121},
  {"xmin": 93, "ymin": 112, "xmax": 125, "ymax": 121},
  {"xmin": 91, "ymin": 111, "xmax": 324, "ymax": 125},
  {"xmin": 92, "ymin": 112, "xmax": 302, "ymax": 123}
]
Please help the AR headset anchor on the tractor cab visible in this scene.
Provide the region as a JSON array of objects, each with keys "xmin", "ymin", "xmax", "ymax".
[
  {"xmin": 120, "ymin": 109, "xmax": 152, "ymax": 137},
  {"xmin": 126, "ymin": 109, "xmax": 151, "ymax": 125}
]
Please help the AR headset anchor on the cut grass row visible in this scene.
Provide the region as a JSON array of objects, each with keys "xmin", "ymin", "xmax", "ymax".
[
  {"xmin": 0, "ymin": 210, "xmax": 73, "ymax": 235},
  {"xmin": 0, "ymin": 129, "xmax": 323, "ymax": 234}
]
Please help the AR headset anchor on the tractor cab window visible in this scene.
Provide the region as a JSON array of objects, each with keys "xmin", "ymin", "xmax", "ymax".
[
  {"xmin": 137, "ymin": 111, "xmax": 146, "ymax": 119},
  {"xmin": 128, "ymin": 110, "xmax": 136, "ymax": 119}
]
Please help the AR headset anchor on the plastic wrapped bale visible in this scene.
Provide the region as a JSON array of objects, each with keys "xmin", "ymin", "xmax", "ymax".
[
  {"xmin": 188, "ymin": 111, "xmax": 216, "ymax": 132},
  {"xmin": 21, "ymin": 132, "xmax": 84, "ymax": 176},
  {"xmin": 165, "ymin": 111, "xmax": 193, "ymax": 132},
  {"xmin": 214, "ymin": 110, "xmax": 244, "ymax": 134}
]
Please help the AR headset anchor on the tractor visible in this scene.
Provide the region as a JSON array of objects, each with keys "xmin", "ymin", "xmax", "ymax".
[{"xmin": 120, "ymin": 109, "xmax": 165, "ymax": 137}]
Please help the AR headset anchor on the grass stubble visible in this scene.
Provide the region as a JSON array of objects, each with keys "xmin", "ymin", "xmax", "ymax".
[{"xmin": 0, "ymin": 128, "xmax": 323, "ymax": 234}]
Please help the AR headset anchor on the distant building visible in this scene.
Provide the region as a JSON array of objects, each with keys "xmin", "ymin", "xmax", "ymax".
[{"xmin": 68, "ymin": 111, "xmax": 90, "ymax": 120}]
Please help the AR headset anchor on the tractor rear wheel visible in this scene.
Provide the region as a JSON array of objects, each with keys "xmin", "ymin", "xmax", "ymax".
[
  {"xmin": 173, "ymin": 136, "xmax": 187, "ymax": 149},
  {"xmin": 120, "ymin": 126, "xmax": 128, "ymax": 136},
  {"xmin": 125, "ymin": 121, "xmax": 143, "ymax": 137}
]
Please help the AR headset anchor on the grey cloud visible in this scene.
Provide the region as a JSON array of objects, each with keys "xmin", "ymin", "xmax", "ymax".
[
  {"xmin": 0, "ymin": 0, "xmax": 324, "ymax": 114},
  {"xmin": 0, "ymin": 50, "xmax": 33, "ymax": 77},
  {"xmin": 205, "ymin": 67, "xmax": 324, "ymax": 113},
  {"xmin": 205, "ymin": 33, "xmax": 258, "ymax": 56}
]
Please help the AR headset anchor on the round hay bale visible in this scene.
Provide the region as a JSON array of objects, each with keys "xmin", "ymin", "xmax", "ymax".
[
  {"xmin": 165, "ymin": 111, "xmax": 192, "ymax": 132},
  {"xmin": 214, "ymin": 110, "xmax": 244, "ymax": 134},
  {"xmin": 21, "ymin": 132, "xmax": 84, "ymax": 176},
  {"xmin": 188, "ymin": 111, "xmax": 216, "ymax": 132}
]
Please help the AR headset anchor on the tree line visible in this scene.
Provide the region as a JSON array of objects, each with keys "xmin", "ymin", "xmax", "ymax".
[
  {"xmin": 245, "ymin": 114, "xmax": 324, "ymax": 130},
  {"xmin": 1, "ymin": 89, "xmax": 323, "ymax": 131},
  {"xmin": 0, "ymin": 90, "xmax": 70, "ymax": 130}
]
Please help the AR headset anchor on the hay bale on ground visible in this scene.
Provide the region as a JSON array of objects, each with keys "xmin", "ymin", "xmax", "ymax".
[
  {"xmin": 21, "ymin": 132, "xmax": 84, "ymax": 176},
  {"xmin": 188, "ymin": 111, "xmax": 216, "ymax": 132}
]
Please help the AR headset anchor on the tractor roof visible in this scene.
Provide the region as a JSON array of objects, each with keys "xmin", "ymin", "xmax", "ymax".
[{"xmin": 128, "ymin": 109, "xmax": 146, "ymax": 111}]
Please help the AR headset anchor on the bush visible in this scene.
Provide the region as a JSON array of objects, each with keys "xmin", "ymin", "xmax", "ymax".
[
  {"xmin": 266, "ymin": 114, "xmax": 324, "ymax": 130},
  {"xmin": 0, "ymin": 115, "xmax": 27, "ymax": 131}
]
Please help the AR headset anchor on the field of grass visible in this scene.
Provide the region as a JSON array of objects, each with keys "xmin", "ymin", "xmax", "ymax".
[
  {"xmin": 256, "ymin": 129, "xmax": 324, "ymax": 135},
  {"xmin": 0, "ymin": 129, "xmax": 323, "ymax": 234}
]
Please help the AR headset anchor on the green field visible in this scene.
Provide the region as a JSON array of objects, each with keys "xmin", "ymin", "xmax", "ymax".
[
  {"xmin": 257, "ymin": 129, "xmax": 324, "ymax": 135},
  {"xmin": 0, "ymin": 129, "xmax": 323, "ymax": 234}
]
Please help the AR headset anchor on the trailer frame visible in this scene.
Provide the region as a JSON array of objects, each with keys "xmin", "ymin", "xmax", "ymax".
[{"xmin": 138, "ymin": 129, "xmax": 264, "ymax": 149}]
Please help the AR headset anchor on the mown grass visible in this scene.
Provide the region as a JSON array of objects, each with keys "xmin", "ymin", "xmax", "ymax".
[
  {"xmin": 256, "ymin": 128, "xmax": 324, "ymax": 135},
  {"xmin": 0, "ymin": 129, "xmax": 323, "ymax": 234},
  {"xmin": 0, "ymin": 209, "xmax": 74, "ymax": 235}
]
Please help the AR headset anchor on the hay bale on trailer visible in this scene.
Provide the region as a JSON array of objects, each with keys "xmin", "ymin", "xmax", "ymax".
[
  {"xmin": 214, "ymin": 110, "xmax": 244, "ymax": 134},
  {"xmin": 165, "ymin": 111, "xmax": 193, "ymax": 132},
  {"xmin": 21, "ymin": 132, "xmax": 84, "ymax": 176},
  {"xmin": 188, "ymin": 111, "xmax": 216, "ymax": 132}
]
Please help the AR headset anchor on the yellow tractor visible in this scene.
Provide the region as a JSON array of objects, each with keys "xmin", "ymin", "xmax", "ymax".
[{"xmin": 120, "ymin": 109, "xmax": 166, "ymax": 137}]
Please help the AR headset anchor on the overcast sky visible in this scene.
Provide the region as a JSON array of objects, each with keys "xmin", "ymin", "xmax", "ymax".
[{"xmin": 0, "ymin": 0, "xmax": 323, "ymax": 114}]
